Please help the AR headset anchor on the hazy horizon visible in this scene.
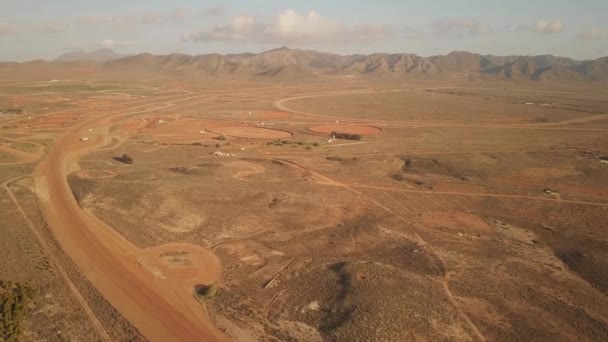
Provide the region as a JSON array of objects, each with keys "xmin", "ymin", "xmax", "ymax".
[{"xmin": 1, "ymin": 0, "xmax": 607, "ymax": 62}]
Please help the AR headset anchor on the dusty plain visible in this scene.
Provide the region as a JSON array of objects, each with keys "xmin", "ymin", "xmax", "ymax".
[{"xmin": 1, "ymin": 74, "xmax": 608, "ymax": 341}]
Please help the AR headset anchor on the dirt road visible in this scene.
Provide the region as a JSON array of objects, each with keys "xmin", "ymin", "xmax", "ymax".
[
  {"xmin": 275, "ymin": 90, "xmax": 608, "ymax": 132},
  {"xmin": 34, "ymin": 98, "xmax": 228, "ymax": 341}
]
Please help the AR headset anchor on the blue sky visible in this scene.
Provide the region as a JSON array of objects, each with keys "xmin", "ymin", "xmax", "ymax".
[{"xmin": 0, "ymin": 0, "xmax": 607, "ymax": 61}]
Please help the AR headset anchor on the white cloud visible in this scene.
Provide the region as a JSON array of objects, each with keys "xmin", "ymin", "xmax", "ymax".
[
  {"xmin": 99, "ymin": 39, "xmax": 136, "ymax": 49},
  {"xmin": 142, "ymin": 8, "xmax": 193, "ymax": 24},
  {"xmin": 517, "ymin": 20, "xmax": 563, "ymax": 34},
  {"xmin": 200, "ymin": 5, "xmax": 225, "ymax": 17},
  {"xmin": 183, "ymin": 15, "xmax": 256, "ymax": 41},
  {"xmin": 266, "ymin": 9, "xmax": 341, "ymax": 41},
  {"xmin": 577, "ymin": 28, "xmax": 608, "ymax": 40},
  {"xmin": 79, "ymin": 15, "xmax": 133, "ymax": 27},
  {"xmin": 42, "ymin": 21, "xmax": 69, "ymax": 33},
  {"xmin": 429, "ymin": 18, "xmax": 492, "ymax": 36},
  {"xmin": 183, "ymin": 9, "xmax": 389, "ymax": 45},
  {"xmin": 0, "ymin": 22, "xmax": 18, "ymax": 34},
  {"xmin": 171, "ymin": 8, "xmax": 188, "ymax": 21},
  {"xmin": 141, "ymin": 12, "xmax": 163, "ymax": 24}
]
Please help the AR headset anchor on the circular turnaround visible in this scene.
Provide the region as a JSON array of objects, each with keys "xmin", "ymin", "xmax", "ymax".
[
  {"xmin": 75, "ymin": 169, "xmax": 118, "ymax": 179},
  {"xmin": 209, "ymin": 126, "xmax": 292, "ymax": 139},
  {"xmin": 308, "ymin": 124, "xmax": 382, "ymax": 135}
]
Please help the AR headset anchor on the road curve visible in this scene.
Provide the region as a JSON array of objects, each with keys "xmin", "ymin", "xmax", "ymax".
[{"xmin": 34, "ymin": 102, "xmax": 227, "ymax": 341}]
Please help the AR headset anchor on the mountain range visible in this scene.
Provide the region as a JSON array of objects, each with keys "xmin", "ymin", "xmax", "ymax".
[
  {"xmin": 55, "ymin": 48, "xmax": 123, "ymax": 62},
  {"xmin": 6, "ymin": 47, "xmax": 608, "ymax": 82},
  {"xmin": 101, "ymin": 47, "xmax": 608, "ymax": 82}
]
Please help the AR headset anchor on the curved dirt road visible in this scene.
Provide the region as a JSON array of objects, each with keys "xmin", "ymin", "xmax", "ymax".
[
  {"xmin": 34, "ymin": 101, "xmax": 227, "ymax": 341},
  {"xmin": 275, "ymin": 89, "xmax": 608, "ymax": 131}
]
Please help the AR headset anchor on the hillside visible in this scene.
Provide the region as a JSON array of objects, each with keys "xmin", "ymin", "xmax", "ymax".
[
  {"xmin": 56, "ymin": 49, "xmax": 122, "ymax": 62},
  {"xmin": 101, "ymin": 48, "xmax": 608, "ymax": 82},
  {"xmin": 3, "ymin": 47, "xmax": 600, "ymax": 82}
]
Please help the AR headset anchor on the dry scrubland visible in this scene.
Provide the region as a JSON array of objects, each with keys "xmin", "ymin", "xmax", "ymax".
[{"xmin": 0, "ymin": 75, "xmax": 607, "ymax": 341}]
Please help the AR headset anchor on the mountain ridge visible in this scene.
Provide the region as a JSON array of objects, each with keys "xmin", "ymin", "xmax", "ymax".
[
  {"xmin": 55, "ymin": 48, "xmax": 123, "ymax": 62},
  {"xmin": 17, "ymin": 47, "xmax": 608, "ymax": 82},
  {"xmin": 100, "ymin": 47, "xmax": 608, "ymax": 82}
]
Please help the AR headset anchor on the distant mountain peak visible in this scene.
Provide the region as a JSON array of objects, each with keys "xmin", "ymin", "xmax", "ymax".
[
  {"xmin": 262, "ymin": 46, "xmax": 293, "ymax": 53},
  {"xmin": 55, "ymin": 48, "xmax": 122, "ymax": 62}
]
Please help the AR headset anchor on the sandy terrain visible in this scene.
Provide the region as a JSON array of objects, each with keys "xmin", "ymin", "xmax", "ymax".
[
  {"xmin": 1, "ymin": 75, "xmax": 607, "ymax": 341},
  {"xmin": 209, "ymin": 126, "xmax": 293, "ymax": 139},
  {"xmin": 308, "ymin": 124, "xmax": 382, "ymax": 135}
]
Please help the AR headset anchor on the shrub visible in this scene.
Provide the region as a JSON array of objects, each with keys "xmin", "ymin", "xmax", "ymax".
[
  {"xmin": 122, "ymin": 154, "xmax": 134, "ymax": 164},
  {"xmin": 330, "ymin": 131, "xmax": 362, "ymax": 141},
  {"xmin": 194, "ymin": 283, "xmax": 219, "ymax": 299},
  {"xmin": 0, "ymin": 280, "xmax": 35, "ymax": 342},
  {"xmin": 391, "ymin": 173, "xmax": 405, "ymax": 182},
  {"xmin": 114, "ymin": 154, "xmax": 134, "ymax": 164}
]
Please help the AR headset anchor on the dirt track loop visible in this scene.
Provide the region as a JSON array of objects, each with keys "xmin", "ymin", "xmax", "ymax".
[{"xmin": 34, "ymin": 99, "xmax": 228, "ymax": 341}]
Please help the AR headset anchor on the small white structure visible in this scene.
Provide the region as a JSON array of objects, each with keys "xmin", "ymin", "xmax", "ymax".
[
  {"xmin": 327, "ymin": 139, "xmax": 333, "ymax": 143},
  {"xmin": 213, "ymin": 151, "xmax": 235, "ymax": 157},
  {"xmin": 336, "ymin": 120, "xmax": 339, "ymax": 124},
  {"xmin": 88, "ymin": 128, "xmax": 93, "ymax": 132},
  {"xmin": 80, "ymin": 137, "xmax": 89, "ymax": 141}
]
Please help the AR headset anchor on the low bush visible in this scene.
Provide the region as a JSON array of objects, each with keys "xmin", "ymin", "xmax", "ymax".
[
  {"xmin": 194, "ymin": 283, "xmax": 219, "ymax": 299},
  {"xmin": 0, "ymin": 280, "xmax": 35, "ymax": 342},
  {"xmin": 114, "ymin": 154, "xmax": 134, "ymax": 164},
  {"xmin": 330, "ymin": 131, "xmax": 362, "ymax": 141}
]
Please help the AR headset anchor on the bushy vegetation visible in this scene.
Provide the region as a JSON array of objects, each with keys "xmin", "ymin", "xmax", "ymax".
[
  {"xmin": 68, "ymin": 174, "xmax": 96, "ymax": 205},
  {"xmin": 1, "ymin": 281, "xmax": 35, "ymax": 342},
  {"xmin": 115, "ymin": 154, "xmax": 134, "ymax": 164},
  {"xmin": 194, "ymin": 283, "xmax": 219, "ymax": 299},
  {"xmin": 267, "ymin": 139, "xmax": 318, "ymax": 147},
  {"xmin": 330, "ymin": 131, "xmax": 362, "ymax": 141},
  {"xmin": 390, "ymin": 173, "xmax": 405, "ymax": 182},
  {"xmin": 326, "ymin": 156, "xmax": 358, "ymax": 165}
]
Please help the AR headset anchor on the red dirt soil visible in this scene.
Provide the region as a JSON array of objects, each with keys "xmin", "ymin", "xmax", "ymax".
[
  {"xmin": 142, "ymin": 118, "xmax": 225, "ymax": 143},
  {"xmin": 308, "ymin": 124, "xmax": 382, "ymax": 135},
  {"xmin": 34, "ymin": 108, "xmax": 228, "ymax": 341},
  {"xmin": 256, "ymin": 111, "xmax": 290, "ymax": 119},
  {"xmin": 138, "ymin": 243, "xmax": 221, "ymax": 288},
  {"xmin": 209, "ymin": 126, "xmax": 292, "ymax": 139}
]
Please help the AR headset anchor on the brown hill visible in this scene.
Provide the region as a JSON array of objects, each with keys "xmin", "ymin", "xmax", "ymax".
[
  {"xmin": 102, "ymin": 48, "xmax": 608, "ymax": 82},
  {"xmin": 56, "ymin": 49, "xmax": 122, "ymax": 62},
  {"xmin": 4, "ymin": 47, "xmax": 605, "ymax": 82}
]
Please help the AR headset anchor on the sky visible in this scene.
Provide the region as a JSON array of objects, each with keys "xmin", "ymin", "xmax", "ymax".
[{"xmin": 1, "ymin": 0, "xmax": 607, "ymax": 61}]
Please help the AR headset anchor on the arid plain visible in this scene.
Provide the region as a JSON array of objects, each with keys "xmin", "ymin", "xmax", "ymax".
[{"xmin": 1, "ymin": 65, "xmax": 608, "ymax": 341}]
